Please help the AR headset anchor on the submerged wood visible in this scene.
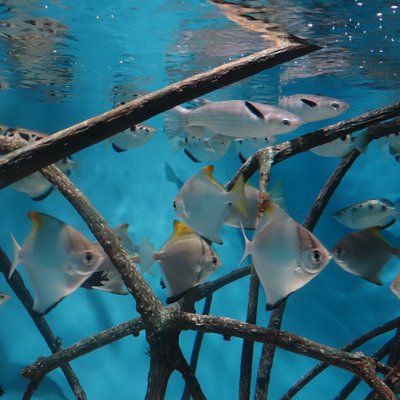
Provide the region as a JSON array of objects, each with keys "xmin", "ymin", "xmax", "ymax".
[
  {"xmin": 0, "ymin": 39, "xmax": 320, "ymax": 189},
  {"xmin": 0, "ymin": 248, "xmax": 87, "ymax": 400}
]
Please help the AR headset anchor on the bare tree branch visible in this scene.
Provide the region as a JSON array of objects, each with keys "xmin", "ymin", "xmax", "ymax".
[
  {"xmin": 0, "ymin": 40, "xmax": 321, "ymax": 189},
  {"xmin": 0, "ymin": 248, "xmax": 87, "ymax": 400}
]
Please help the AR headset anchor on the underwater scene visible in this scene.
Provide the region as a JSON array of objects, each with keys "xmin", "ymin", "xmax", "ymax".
[{"xmin": 1, "ymin": 0, "xmax": 400, "ymax": 399}]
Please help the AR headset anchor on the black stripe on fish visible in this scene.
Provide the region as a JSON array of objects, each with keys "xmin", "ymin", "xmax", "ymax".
[
  {"xmin": 81, "ymin": 270, "xmax": 109, "ymax": 289},
  {"xmin": 33, "ymin": 295, "xmax": 66, "ymax": 316},
  {"xmin": 184, "ymin": 148, "xmax": 201, "ymax": 163},
  {"xmin": 112, "ymin": 143, "xmax": 127, "ymax": 153},
  {"xmin": 244, "ymin": 101, "xmax": 265, "ymax": 119},
  {"xmin": 380, "ymin": 217, "xmax": 396, "ymax": 229},
  {"xmin": 300, "ymin": 98, "xmax": 318, "ymax": 107},
  {"xmin": 19, "ymin": 132, "xmax": 32, "ymax": 141},
  {"xmin": 238, "ymin": 152, "xmax": 247, "ymax": 163},
  {"xmin": 29, "ymin": 186, "xmax": 53, "ymax": 201},
  {"xmin": 166, "ymin": 288, "xmax": 192, "ymax": 304},
  {"xmin": 160, "ymin": 278, "xmax": 166, "ymax": 289},
  {"xmin": 266, "ymin": 293, "xmax": 292, "ymax": 311}
]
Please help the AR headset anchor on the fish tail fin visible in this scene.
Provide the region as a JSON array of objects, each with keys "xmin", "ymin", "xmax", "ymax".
[
  {"xmin": 138, "ymin": 239, "xmax": 157, "ymax": 276},
  {"xmin": 164, "ymin": 162, "xmax": 184, "ymax": 189},
  {"xmin": 352, "ymin": 131, "xmax": 369, "ymax": 154},
  {"xmin": 239, "ymin": 224, "xmax": 252, "ymax": 266},
  {"xmin": 230, "ymin": 174, "xmax": 248, "ymax": 218},
  {"xmin": 164, "ymin": 106, "xmax": 188, "ymax": 139},
  {"xmin": 9, "ymin": 232, "xmax": 22, "ymax": 278}
]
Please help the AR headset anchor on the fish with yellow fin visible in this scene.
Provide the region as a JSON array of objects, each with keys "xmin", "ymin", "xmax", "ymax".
[
  {"xmin": 10, "ymin": 212, "xmax": 105, "ymax": 315},
  {"xmin": 241, "ymin": 201, "xmax": 331, "ymax": 310},
  {"xmin": 331, "ymin": 227, "xmax": 400, "ymax": 285},
  {"xmin": 140, "ymin": 220, "xmax": 221, "ymax": 303},
  {"xmin": 173, "ymin": 165, "xmax": 247, "ymax": 244}
]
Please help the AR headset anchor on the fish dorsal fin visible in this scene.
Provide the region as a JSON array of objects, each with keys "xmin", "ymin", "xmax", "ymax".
[
  {"xmin": 244, "ymin": 101, "xmax": 265, "ymax": 119},
  {"xmin": 229, "ymin": 174, "xmax": 248, "ymax": 218},
  {"xmin": 115, "ymin": 223, "xmax": 129, "ymax": 234},
  {"xmin": 171, "ymin": 220, "xmax": 194, "ymax": 239},
  {"xmin": 27, "ymin": 211, "xmax": 63, "ymax": 233},
  {"xmin": 301, "ymin": 98, "xmax": 318, "ymax": 107},
  {"xmin": 202, "ymin": 165, "xmax": 224, "ymax": 189}
]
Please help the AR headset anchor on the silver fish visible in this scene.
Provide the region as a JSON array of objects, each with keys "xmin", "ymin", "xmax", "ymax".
[
  {"xmin": 174, "ymin": 165, "xmax": 247, "ymax": 244},
  {"xmin": 331, "ymin": 227, "xmax": 400, "ymax": 285},
  {"xmin": 241, "ymin": 202, "xmax": 331, "ymax": 309},
  {"xmin": 111, "ymin": 123, "xmax": 157, "ymax": 153},
  {"xmin": 169, "ymin": 134, "xmax": 231, "ymax": 163},
  {"xmin": 82, "ymin": 224, "xmax": 139, "ymax": 295},
  {"xmin": 234, "ymin": 136, "xmax": 274, "ymax": 162},
  {"xmin": 387, "ymin": 132, "xmax": 400, "ymax": 162},
  {"xmin": 333, "ymin": 198, "xmax": 400, "ymax": 230},
  {"xmin": 310, "ymin": 132, "xmax": 368, "ymax": 158},
  {"xmin": 0, "ymin": 291, "xmax": 10, "ymax": 305},
  {"xmin": 164, "ymin": 99, "xmax": 303, "ymax": 140},
  {"xmin": 278, "ymin": 94, "xmax": 349, "ymax": 122},
  {"xmin": 10, "ymin": 212, "xmax": 105, "ymax": 314},
  {"xmin": 142, "ymin": 220, "xmax": 221, "ymax": 303},
  {"xmin": 0, "ymin": 125, "xmax": 76, "ymax": 200}
]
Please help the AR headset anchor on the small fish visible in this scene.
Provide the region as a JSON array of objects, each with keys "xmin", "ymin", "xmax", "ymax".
[
  {"xmin": 164, "ymin": 99, "xmax": 303, "ymax": 141},
  {"xmin": 169, "ymin": 134, "xmax": 231, "ymax": 162},
  {"xmin": 241, "ymin": 201, "xmax": 331, "ymax": 310},
  {"xmin": 234, "ymin": 137, "xmax": 274, "ymax": 162},
  {"xmin": 331, "ymin": 227, "xmax": 400, "ymax": 285},
  {"xmin": 0, "ymin": 291, "xmax": 10, "ymax": 305},
  {"xmin": 333, "ymin": 198, "xmax": 400, "ymax": 230},
  {"xmin": 387, "ymin": 132, "xmax": 400, "ymax": 162},
  {"xmin": 10, "ymin": 212, "xmax": 105, "ymax": 315},
  {"xmin": 278, "ymin": 94, "xmax": 349, "ymax": 122},
  {"xmin": 310, "ymin": 132, "xmax": 368, "ymax": 158},
  {"xmin": 111, "ymin": 123, "xmax": 157, "ymax": 152},
  {"xmin": 141, "ymin": 220, "xmax": 221, "ymax": 303},
  {"xmin": 390, "ymin": 272, "xmax": 400, "ymax": 299},
  {"xmin": 82, "ymin": 224, "xmax": 139, "ymax": 295},
  {"xmin": 173, "ymin": 165, "xmax": 247, "ymax": 243}
]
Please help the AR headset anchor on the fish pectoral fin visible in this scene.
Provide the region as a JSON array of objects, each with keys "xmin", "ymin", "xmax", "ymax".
[
  {"xmin": 111, "ymin": 143, "xmax": 127, "ymax": 152},
  {"xmin": 184, "ymin": 148, "xmax": 201, "ymax": 163}
]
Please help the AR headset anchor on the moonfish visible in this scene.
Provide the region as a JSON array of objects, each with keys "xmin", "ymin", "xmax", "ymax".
[
  {"xmin": 169, "ymin": 134, "xmax": 231, "ymax": 163},
  {"xmin": 241, "ymin": 202, "xmax": 331, "ymax": 309},
  {"xmin": 0, "ymin": 292, "xmax": 10, "ymax": 305},
  {"xmin": 142, "ymin": 220, "xmax": 221, "ymax": 303},
  {"xmin": 333, "ymin": 199, "xmax": 400, "ymax": 230},
  {"xmin": 174, "ymin": 165, "xmax": 247, "ymax": 244},
  {"xmin": 10, "ymin": 212, "xmax": 105, "ymax": 315},
  {"xmin": 164, "ymin": 99, "xmax": 303, "ymax": 140},
  {"xmin": 82, "ymin": 224, "xmax": 139, "ymax": 295},
  {"xmin": 331, "ymin": 227, "xmax": 400, "ymax": 285},
  {"xmin": 224, "ymin": 184, "xmax": 259, "ymax": 229},
  {"xmin": 278, "ymin": 94, "xmax": 349, "ymax": 122},
  {"xmin": 310, "ymin": 132, "xmax": 368, "ymax": 158},
  {"xmin": 0, "ymin": 125, "xmax": 76, "ymax": 200},
  {"xmin": 111, "ymin": 123, "xmax": 157, "ymax": 152}
]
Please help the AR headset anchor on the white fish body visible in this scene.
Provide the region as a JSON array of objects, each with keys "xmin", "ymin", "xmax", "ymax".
[
  {"xmin": 0, "ymin": 291, "xmax": 10, "ymax": 305},
  {"xmin": 279, "ymin": 94, "xmax": 349, "ymax": 122},
  {"xmin": 153, "ymin": 220, "xmax": 221, "ymax": 303},
  {"xmin": 333, "ymin": 198, "xmax": 400, "ymax": 230},
  {"xmin": 111, "ymin": 123, "xmax": 156, "ymax": 152},
  {"xmin": 164, "ymin": 100, "xmax": 303, "ymax": 140},
  {"xmin": 331, "ymin": 227, "xmax": 400, "ymax": 285},
  {"xmin": 169, "ymin": 134, "xmax": 231, "ymax": 163},
  {"xmin": 174, "ymin": 165, "xmax": 247, "ymax": 243},
  {"xmin": 10, "ymin": 212, "xmax": 105, "ymax": 314},
  {"xmin": 310, "ymin": 132, "xmax": 368, "ymax": 158},
  {"xmin": 242, "ymin": 203, "xmax": 331, "ymax": 309}
]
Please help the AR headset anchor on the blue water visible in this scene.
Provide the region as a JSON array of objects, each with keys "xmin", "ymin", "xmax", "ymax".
[{"xmin": 1, "ymin": 0, "xmax": 400, "ymax": 398}]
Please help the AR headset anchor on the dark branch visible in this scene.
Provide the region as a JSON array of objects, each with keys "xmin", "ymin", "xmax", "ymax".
[
  {"xmin": 0, "ymin": 40, "xmax": 320, "ymax": 188},
  {"xmin": 0, "ymin": 248, "xmax": 87, "ymax": 400}
]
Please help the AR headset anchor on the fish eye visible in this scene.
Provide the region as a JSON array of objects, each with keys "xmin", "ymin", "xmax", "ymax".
[
  {"xmin": 173, "ymin": 200, "xmax": 177, "ymax": 210},
  {"xmin": 212, "ymin": 256, "xmax": 218, "ymax": 265},
  {"xmin": 311, "ymin": 250, "xmax": 321, "ymax": 263},
  {"xmin": 331, "ymin": 102, "xmax": 340, "ymax": 110},
  {"xmin": 335, "ymin": 247, "xmax": 343, "ymax": 255},
  {"xmin": 84, "ymin": 252, "xmax": 94, "ymax": 263},
  {"xmin": 281, "ymin": 119, "xmax": 290, "ymax": 126}
]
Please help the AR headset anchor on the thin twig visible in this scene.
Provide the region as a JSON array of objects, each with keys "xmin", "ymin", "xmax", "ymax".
[
  {"xmin": 281, "ymin": 316, "xmax": 400, "ymax": 400},
  {"xmin": 0, "ymin": 40, "xmax": 320, "ymax": 188},
  {"xmin": 181, "ymin": 295, "xmax": 213, "ymax": 400},
  {"xmin": 239, "ymin": 148, "xmax": 273, "ymax": 400},
  {"xmin": 335, "ymin": 339, "xmax": 394, "ymax": 400},
  {"xmin": 0, "ymin": 248, "xmax": 87, "ymax": 400}
]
